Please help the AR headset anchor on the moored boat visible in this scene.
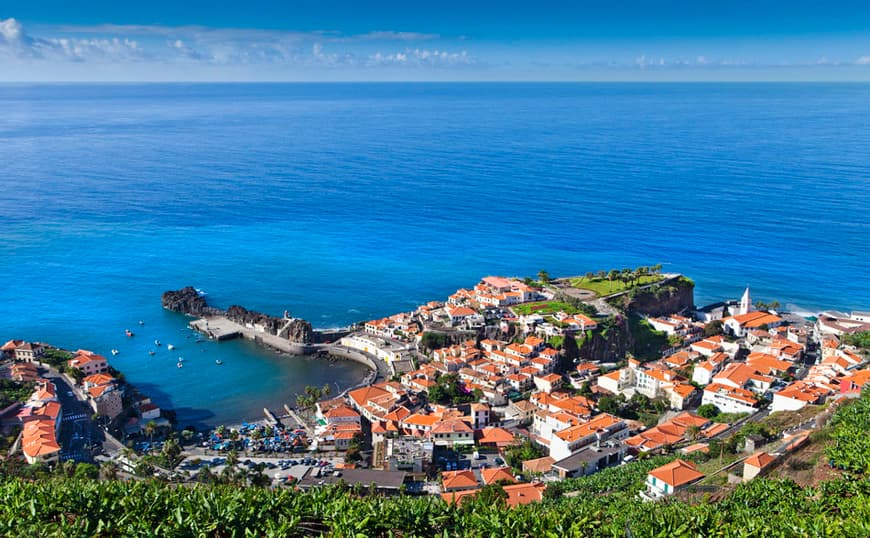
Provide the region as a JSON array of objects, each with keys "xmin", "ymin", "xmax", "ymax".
[
  {"xmin": 176, "ymin": 362, "xmax": 183, "ymax": 368},
  {"xmin": 111, "ymin": 349, "xmax": 119, "ymax": 356},
  {"xmin": 215, "ymin": 359, "xmax": 223, "ymax": 365},
  {"xmin": 167, "ymin": 344, "xmax": 175, "ymax": 350},
  {"xmin": 125, "ymin": 329, "xmax": 134, "ymax": 337}
]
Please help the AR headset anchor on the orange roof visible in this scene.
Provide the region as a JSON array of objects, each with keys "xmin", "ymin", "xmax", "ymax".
[
  {"xmin": 744, "ymin": 451, "xmax": 776, "ymax": 470},
  {"xmin": 502, "ymin": 482, "xmax": 547, "ymax": 507},
  {"xmin": 704, "ymin": 383, "xmax": 758, "ymax": 405},
  {"xmin": 83, "ymin": 373, "xmax": 115, "ymax": 386},
  {"xmin": 324, "ymin": 405, "xmax": 360, "ymax": 419},
  {"xmin": 668, "ymin": 382, "xmax": 697, "ymax": 398},
  {"xmin": 448, "ymin": 306, "xmax": 478, "ymax": 317},
  {"xmin": 442, "ymin": 470, "xmax": 479, "ymax": 490},
  {"xmin": 432, "ymin": 418, "xmax": 473, "ymax": 434},
  {"xmin": 648, "ymin": 459, "xmax": 704, "ymax": 488},
  {"xmin": 441, "ymin": 489, "xmax": 480, "ymax": 504},
  {"xmin": 88, "ymin": 385, "xmax": 113, "ymax": 398},
  {"xmin": 730, "ymin": 311, "xmax": 783, "ymax": 328},
  {"xmin": 555, "ymin": 413, "xmax": 622, "ymax": 443},
  {"xmin": 478, "ymin": 427, "xmax": 516, "ymax": 446},
  {"xmin": 775, "ymin": 381, "xmax": 832, "ymax": 402},
  {"xmin": 522, "ymin": 456, "xmax": 555, "ymax": 473},
  {"xmin": 481, "ymin": 467, "xmax": 517, "ymax": 485}
]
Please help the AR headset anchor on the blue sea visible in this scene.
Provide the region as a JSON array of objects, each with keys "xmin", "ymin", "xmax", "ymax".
[{"xmin": 1, "ymin": 83, "xmax": 868, "ymax": 427}]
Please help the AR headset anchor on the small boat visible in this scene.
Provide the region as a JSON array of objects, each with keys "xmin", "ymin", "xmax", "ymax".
[
  {"xmin": 167, "ymin": 344, "xmax": 175, "ymax": 351},
  {"xmin": 111, "ymin": 349, "xmax": 120, "ymax": 356},
  {"xmin": 125, "ymin": 329, "xmax": 134, "ymax": 337},
  {"xmin": 148, "ymin": 350, "xmax": 155, "ymax": 356},
  {"xmin": 155, "ymin": 340, "xmax": 161, "ymax": 346},
  {"xmin": 177, "ymin": 357, "xmax": 185, "ymax": 362},
  {"xmin": 215, "ymin": 360, "xmax": 223, "ymax": 365},
  {"xmin": 138, "ymin": 320, "xmax": 145, "ymax": 325},
  {"xmin": 176, "ymin": 362, "xmax": 183, "ymax": 368}
]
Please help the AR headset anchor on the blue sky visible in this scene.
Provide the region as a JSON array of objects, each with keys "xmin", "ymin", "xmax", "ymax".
[{"xmin": 2, "ymin": 1, "xmax": 870, "ymax": 81}]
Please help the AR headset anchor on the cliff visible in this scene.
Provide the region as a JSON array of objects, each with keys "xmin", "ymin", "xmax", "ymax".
[
  {"xmin": 161, "ymin": 287, "xmax": 209, "ymax": 317},
  {"xmin": 608, "ymin": 277, "xmax": 695, "ymax": 316}
]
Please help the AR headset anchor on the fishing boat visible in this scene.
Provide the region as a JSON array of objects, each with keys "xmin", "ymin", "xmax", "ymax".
[
  {"xmin": 154, "ymin": 339, "xmax": 161, "ymax": 346},
  {"xmin": 111, "ymin": 349, "xmax": 119, "ymax": 356},
  {"xmin": 167, "ymin": 344, "xmax": 175, "ymax": 351},
  {"xmin": 176, "ymin": 362, "xmax": 183, "ymax": 369},
  {"xmin": 215, "ymin": 359, "xmax": 223, "ymax": 365},
  {"xmin": 125, "ymin": 329, "xmax": 134, "ymax": 337},
  {"xmin": 148, "ymin": 350, "xmax": 155, "ymax": 356}
]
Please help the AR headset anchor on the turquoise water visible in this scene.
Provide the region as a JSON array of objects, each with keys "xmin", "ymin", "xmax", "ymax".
[{"xmin": 1, "ymin": 83, "xmax": 868, "ymax": 426}]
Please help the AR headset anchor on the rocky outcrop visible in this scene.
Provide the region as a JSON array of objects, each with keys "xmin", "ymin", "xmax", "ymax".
[
  {"xmin": 609, "ymin": 277, "xmax": 695, "ymax": 317},
  {"xmin": 226, "ymin": 305, "xmax": 314, "ymax": 344},
  {"xmin": 162, "ymin": 287, "xmax": 209, "ymax": 316}
]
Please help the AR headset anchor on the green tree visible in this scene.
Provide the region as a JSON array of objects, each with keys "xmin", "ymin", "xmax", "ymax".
[
  {"xmin": 697, "ymin": 404, "xmax": 720, "ymax": 419},
  {"xmin": 704, "ymin": 320, "xmax": 724, "ymax": 337},
  {"xmin": 73, "ymin": 463, "xmax": 99, "ymax": 480},
  {"xmin": 537, "ymin": 269, "xmax": 551, "ymax": 284},
  {"xmin": 143, "ymin": 420, "xmax": 158, "ymax": 446},
  {"xmin": 607, "ymin": 270, "xmax": 619, "ymax": 291},
  {"xmin": 420, "ymin": 332, "xmax": 448, "ymax": 352}
]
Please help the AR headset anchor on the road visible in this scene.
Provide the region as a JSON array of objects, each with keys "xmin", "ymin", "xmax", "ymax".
[{"xmin": 43, "ymin": 371, "xmax": 122, "ymax": 462}]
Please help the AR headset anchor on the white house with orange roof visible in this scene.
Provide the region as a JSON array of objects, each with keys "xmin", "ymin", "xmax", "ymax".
[
  {"xmin": 68, "ymin": 351, "xmax": 109, "ymax": 376},
  {"xmin": 771, "ymin": 381, "xmax": 835, "ymax": 412},
  {"xmin": 642, "ymin": 459, "xmax": 704, "ymax": 500},
  {"xmin": 548, "ymin": 413, "xmax": 628, "ymax": 461},
  {"xmin": 19, "ymin": 379, "xmax": 62, "ymax": 465},
  {"xmin": 431, "ymin": 418, "xmax": 475, "ymax": 447},
  {"xmin": 702, "ymin": 383, "xmax": 759, "ymax": 415},
  {"xmin": 723, "ymin": 311, "xmax": 783, "ymax": 337},
  {"xmin": 533, "ymin": 373, "xmax": 563, "ymax": 393},
  {"xmin": 13, "ymin": 342, "xmax": 45, "ymax": 362},
  {"xmin": 83, "ymin": 373, "xmax": 123, "ymax": 419}
]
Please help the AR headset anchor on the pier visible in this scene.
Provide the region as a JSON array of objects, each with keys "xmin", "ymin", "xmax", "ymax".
[{"xmin": 189, "ymin": 318, "xmax": 241, "ymax": 341}]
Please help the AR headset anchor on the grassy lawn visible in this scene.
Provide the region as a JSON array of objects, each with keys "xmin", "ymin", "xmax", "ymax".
[
  {"xmin": 512, "ymin": 301, "xmax": 584, "ymax": 316},
  {"xmin": 569, "ymin": 275, "xmax": 665, "ymax": 297}
]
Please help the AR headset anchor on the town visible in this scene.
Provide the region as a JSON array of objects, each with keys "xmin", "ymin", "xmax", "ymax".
[{"xmin": 2, "ymin": 268, "xmax": 869, "ymax": 507}]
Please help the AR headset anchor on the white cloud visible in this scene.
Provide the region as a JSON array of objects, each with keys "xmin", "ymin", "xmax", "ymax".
[{"xmin": 369, "ymin": 48, "xmax": 472, "ymax": 66}]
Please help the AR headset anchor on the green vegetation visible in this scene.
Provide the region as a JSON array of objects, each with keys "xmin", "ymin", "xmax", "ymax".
[
  {"xmin": 0, "ymin": 384, "xmax": 867, "ymax": 536},
  {"xmin": 427, "ymin": 373, "xmax": 480, "ymax": 406},
  {"xmin": 569, "ymin": 265, "xmax": 664, "ymax": 297},
  {"xmin": 419, "ymin": 331, "xmax": 448, "ymax": 352},
  {"xmin": 827, "ymin": 392, "xmax": 870, "ymax": 474},
  {"xmin": 295, "ymin": 384, "xmax": 332, "ymax": 412},
  {"xmin": 503, "ymin": 438, "xmax": 545, "ymax": 471},
  {"xmin": 512, "ymin": 301, "xmax": 588, "ymax": 317},
  {"xmin": 0, "ymin": 378, "xmax": 34, "ymax": 409},
  {"xmin": 703, "ymin": 319, "xmax": 724, "ymax": 337},
  {"xmin": 597, "ymin": 393, "xmax": 669, "ymax": 427},
  {"xmin": 628, "ymin": 316, "xmax": 669, "ymax": 361},
  {"xmin": 843, "ymin": 331, "xmax": 870, "ymax": 350}
]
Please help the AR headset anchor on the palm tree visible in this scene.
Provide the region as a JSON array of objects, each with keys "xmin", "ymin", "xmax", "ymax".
[
  {"xmin": 686, "ymin": 425, "xmax": 701, "ymax": 442},
  {"xmin": 144, "ymin": 420, "xmax": 158, "ymax": 446},
  {"xmin": 322, "ymin": 383, "xmax": 331, "ymax": 397},
  {"xmin": 607, "ymin": 270, "xmax": 619, "ymax": 291},
  {"xmin": 537, "ymin": 269, "xmax": 551, "ymax": 284},
  {"xmin": 584, "ymin": 272, "xmax": 594, "ymax": 285},
  {"xmin": 100, "ymin": 460, "xmax": 119, "ymax": 480}
]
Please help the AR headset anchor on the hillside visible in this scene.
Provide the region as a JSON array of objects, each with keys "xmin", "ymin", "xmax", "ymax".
[{"xmin": 1, "ymin": 392, "xmax": 868, "ymax": 536}]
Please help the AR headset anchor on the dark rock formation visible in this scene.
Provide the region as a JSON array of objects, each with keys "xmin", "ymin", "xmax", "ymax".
[
  {"xmin": 226, "ymin": 305, "xmax": 314, "ymax": 344},
  {"xmin": 162, "ymin": 287, "xmax": 209, "ymax": 316},
  {"xmin": 610, "ymin": 277, "xmax": 695, "ymax": 317}
]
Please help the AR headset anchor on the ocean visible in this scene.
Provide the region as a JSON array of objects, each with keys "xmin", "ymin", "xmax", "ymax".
[{"xmin": 1, "ymin": 83, "xmax": 868, "ymax": 427}]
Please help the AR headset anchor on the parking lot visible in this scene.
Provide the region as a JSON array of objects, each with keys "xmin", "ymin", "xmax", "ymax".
[{"xmin": 176, "ymin": 454, "xmax": 346, "ymax": 484}]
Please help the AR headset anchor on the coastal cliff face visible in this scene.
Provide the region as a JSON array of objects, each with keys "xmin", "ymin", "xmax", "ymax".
[
  {"xmin": 225, "ymin": 305, "xmax": 314, "ymax": 344},
  {"xmin": 161, "ymin": 287, "xmax": 209, "ymax": 316},
  {"xmin": 609, "ymin": 277, "xmax": 695, "ymax": 316}
]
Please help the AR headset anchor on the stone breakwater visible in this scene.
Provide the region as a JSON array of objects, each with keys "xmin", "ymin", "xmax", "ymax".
[{"xmin": 162, "ymin": 286, "xmax": 316, "ymax": 344}]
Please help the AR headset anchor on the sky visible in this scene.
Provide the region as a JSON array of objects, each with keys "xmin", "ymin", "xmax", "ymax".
[{"xmin": 2, "ymin": 1, "xmax": 870, "ymax": 81}]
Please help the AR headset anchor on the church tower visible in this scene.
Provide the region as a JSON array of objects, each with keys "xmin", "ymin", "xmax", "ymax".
[{"xmin": 739, "ymin": 287, "xmax": 752, "ymax": 315}]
